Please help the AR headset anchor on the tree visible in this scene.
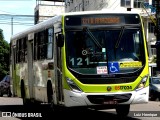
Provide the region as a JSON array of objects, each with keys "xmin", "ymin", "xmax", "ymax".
[{"xmin": 0, "ymin": 29, "xmax": 10, "ymax": 80}]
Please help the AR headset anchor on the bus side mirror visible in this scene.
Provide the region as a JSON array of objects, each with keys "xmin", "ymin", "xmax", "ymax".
[{"xmin": 57, "ymin": 33, "xmax": 64, "ymax": 47}]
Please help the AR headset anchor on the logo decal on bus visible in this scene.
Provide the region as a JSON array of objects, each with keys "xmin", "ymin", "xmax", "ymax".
[
  {"xmin": 115, "ymin": 86, "xmax": 132, "ymax": 90},
  {"xmin": 107, "ymin": 86, "xmax": 112, "ymax": 91}
]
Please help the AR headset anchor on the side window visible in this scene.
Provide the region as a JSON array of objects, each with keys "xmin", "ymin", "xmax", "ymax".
[
  {"xmin": 16, "ymin": 40, "xmax": 20, "ymax": 63},
  {"xmin": 19, "ymin": 39, "xmax": 23, "ymax": 62},
  {"xmin": 39, "ymin": 30, "xmax": 47, "ymax": 59},
  {"xmin": 34, "ymin": 28, "xmax": 54, "ymax": 60},
  {"xmin": 21, "ymin": 37, "xmax": 27, "ymax": 62},
  {"xmin": 15, "ymin": 37, "xmax": 27, "ymax": 63},
  {"xmin": 34, "ymin": 33, "xmax": 38, "ymax": 60},
  {"xmin": 47, "ymin": 28, "xmax": 54, "ymax": 59},
  {"xmin": 23, "ymin": 37, "xmax": 27, "ymax": 62}
]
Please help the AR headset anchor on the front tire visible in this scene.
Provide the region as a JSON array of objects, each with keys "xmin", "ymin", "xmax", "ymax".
[
  {"xmin": 116, "ymin": 104, "xmax": 130, "ymax": 117},
  {"xmin": 47, "ymin": 81, "xmax": 53, "ymax": 103},
  {"xmin": 21, "ymin": 80, "xmax": 27, "ymax": 105}
]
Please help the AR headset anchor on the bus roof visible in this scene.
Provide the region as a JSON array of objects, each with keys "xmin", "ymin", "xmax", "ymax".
[
  {"xmin": 10, "ymin": 15, "xmax": 62, "ymax": 41},
  {"xmin": 64, "ymin": 10, "xmax": 140, "ymax": 16},
  {"xmin": 10, "ymin": 10, "xmax": 140, "ymax": 41}
]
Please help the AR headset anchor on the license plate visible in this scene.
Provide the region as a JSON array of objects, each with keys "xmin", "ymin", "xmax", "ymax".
[{"xmin": 103, "ymin": 101, "xmax": 117, "ymax": 104}]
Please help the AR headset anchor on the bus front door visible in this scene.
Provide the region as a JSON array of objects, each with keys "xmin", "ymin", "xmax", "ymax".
[{"xmin": 55, "ymin": 32, "xmax": 64, "ymax": 105}]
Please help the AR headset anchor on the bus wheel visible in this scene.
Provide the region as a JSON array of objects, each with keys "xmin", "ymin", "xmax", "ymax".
[
  {"xmin": 21, "ymin": 80, "xmax": 26, "ymax": 105},
  {"xmin": 116, "ymin": 104, "xmax": 130, "ymax": 117},
  {"xmin": 47, "ymin": 81, "xmax": 53, "ymax": 103},
  {"xmin": 7, "ymin": 88, "xmax": 12, "ymax": 97}
]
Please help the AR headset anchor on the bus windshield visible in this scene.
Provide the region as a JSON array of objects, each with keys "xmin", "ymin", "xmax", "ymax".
[
  {"xmin": 65, "ymin": 14, "xmax": 145, "ymax": 75},
  {"xmin": 66, "ymin": 26, "xmax": 145, "ymax": 75}
]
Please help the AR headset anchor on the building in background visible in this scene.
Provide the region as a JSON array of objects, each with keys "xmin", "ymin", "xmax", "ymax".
[{"xmin": 34, "ymin": 0, "xmax": 64, "ymax": 24}]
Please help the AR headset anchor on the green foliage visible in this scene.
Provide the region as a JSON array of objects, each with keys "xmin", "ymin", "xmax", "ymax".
[{"xmin": 0, "ymin": 29, "xmax": 10, "ymax": 80}]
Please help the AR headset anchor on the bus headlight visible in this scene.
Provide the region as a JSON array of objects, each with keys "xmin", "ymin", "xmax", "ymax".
[
  {"xmin": 135, "ymin": 75, "xmax": 148, "ymax": 91},
  {"xmin": 66, "ymin": 77, "xmax": 82, "ymax": 93}
]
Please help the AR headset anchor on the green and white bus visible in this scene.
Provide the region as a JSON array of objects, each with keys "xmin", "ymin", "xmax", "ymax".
[{"xmin": 10, "ymin": 10, "xmax": 149, "ymax": 116}]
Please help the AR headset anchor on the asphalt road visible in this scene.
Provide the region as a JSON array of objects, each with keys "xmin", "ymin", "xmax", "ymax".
[{"xmin": 0, "ymin": 96, "xmax": 159, "ymax": 120}]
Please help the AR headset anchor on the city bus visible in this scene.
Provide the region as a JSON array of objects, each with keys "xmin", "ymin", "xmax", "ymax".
[{"xmin": 10, "ymin": 10, "xmax": 149, "ymax": 116}]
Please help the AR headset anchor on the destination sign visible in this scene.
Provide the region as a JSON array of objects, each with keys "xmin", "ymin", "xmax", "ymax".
[
  {"xmin": 65, "ymin": 14, "xmax": 140, "ymax": 26},
  {"xmin": 81, "ymin": 17, "xmax": 120, "ymax": 25}
]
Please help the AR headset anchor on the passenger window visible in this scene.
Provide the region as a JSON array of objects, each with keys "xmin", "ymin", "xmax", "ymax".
[{"xmin": 47, "ymin": 28, "xmax": 54, "ymax": 59}]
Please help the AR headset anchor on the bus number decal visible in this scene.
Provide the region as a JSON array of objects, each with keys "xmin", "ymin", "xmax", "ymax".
[
  {"xmin": 70, "ymin": 58, "xmax": 89, "ymax": 66},
  {"xmin": 77, "ymin": 58, "xmax": 83, "ymax": 65},
  {"xmin": 70, "ymin": 58, "xmax": 75, "ymax": 66},
  {"xmin": 85, "ymin": 57, "xmax": 89, "ymax": 65}
]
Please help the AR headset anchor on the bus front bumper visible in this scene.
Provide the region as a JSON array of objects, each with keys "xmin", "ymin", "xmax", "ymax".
[{"xmin": 63, "ymin": 86, "xmax": 149, "ymax": 107}]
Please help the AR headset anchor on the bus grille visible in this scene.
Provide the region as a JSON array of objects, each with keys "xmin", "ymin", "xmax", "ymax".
[
  {"xmin": 78, "ymin": 76, "xmax": 137, "ymax": 84},
  {"xmin": 87, "ymin": 94, "xmax": 132, "ymax": 104}
]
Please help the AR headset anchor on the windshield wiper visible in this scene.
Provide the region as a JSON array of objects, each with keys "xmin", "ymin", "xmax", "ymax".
[
  {"xmin": 83, "ymin": 27, "xmax": 102, "ymax": 49},
  {"xmin": 115, "ymin": 26, "xmax": 125, "ymax": 49}
]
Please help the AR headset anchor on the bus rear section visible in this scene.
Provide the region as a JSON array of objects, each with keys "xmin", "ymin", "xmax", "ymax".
[{"xmin": 57, "ymin": 12, "xmax": 149, "ymax": 116}]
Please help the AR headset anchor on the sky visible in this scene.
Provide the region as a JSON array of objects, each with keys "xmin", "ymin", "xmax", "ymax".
[{"xmin": 0, "ymin": 0, "xmax": 36, "ymax": 43}]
